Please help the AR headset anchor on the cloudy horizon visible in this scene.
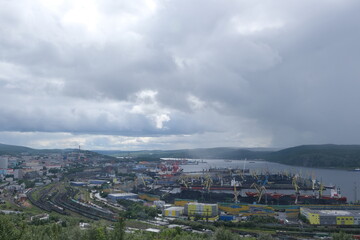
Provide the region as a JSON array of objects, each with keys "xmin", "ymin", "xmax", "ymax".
[{"xmin": 1, "ymin": 0, "xmax": 360, "ymax": 150}]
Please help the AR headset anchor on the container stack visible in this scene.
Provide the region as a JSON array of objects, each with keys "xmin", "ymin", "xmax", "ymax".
[{"xmin": 174, "ymin": 198, "xmax": 198, "ymax": 206}]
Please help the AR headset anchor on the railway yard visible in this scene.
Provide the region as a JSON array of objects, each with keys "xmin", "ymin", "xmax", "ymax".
[{"xmin": 27, "ymin": 183, "xmax": 118, "ymax": 221}]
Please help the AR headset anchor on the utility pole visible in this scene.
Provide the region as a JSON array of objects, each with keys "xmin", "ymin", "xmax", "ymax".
[{"xmin": 355, "ymin": 181, "xmax": 358, "ymax": 203}]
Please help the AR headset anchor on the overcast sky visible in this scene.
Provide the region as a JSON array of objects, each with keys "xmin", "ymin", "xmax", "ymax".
[{"xmin": 0, "ymin": 0, "xmax": 360, "ymax": 150}]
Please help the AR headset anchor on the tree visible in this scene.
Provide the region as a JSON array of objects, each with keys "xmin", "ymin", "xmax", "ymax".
[
  {"xmin": 211, "ymin": 228, "xmax": 241, "ymax": 240},
  {"xmin": 332, "ymin": 232, "xmax": 352, "ymax": 240},
  {"xmin": 0, "ymin": 215, "xmax": 21, "ymax": 240},
  {"xmin": 24, "ymin": 180, "xmax": 35, "ymax": 188},
  {"xmin": 111, "ymin": 217, "xmax": 125, "ymax": 240},
  {"xmin": 257, "ymin": 234, "xmax": 274, "ymax": 240},
  {"xmin": 49, "ymin": 168, "xmax": 60, "ymax": 174}
]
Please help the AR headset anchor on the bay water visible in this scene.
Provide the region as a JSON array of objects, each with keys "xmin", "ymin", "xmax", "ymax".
[{"xmin": 180, "ymin": 159, "xmax": 360, "ymax": 202}]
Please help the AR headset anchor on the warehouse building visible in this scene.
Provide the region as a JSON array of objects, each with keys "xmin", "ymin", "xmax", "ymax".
[
  {"xmin": 70, "ymin": 182, "xmax": 87, "ymax": 187},
  {"xmin": 184, "ymin": 203, "xmax": 218, "ymax": 221},
  {"xmin": 163, "ymin": 206, "xmax": 184, "ymax": 218},
  {"xmin": 88, "ymin": 180, "xmax": 109, "ymax": 185},
  {"xmin": 301, "ymin": 207, "xmax": 360, "ymax": 225},
  {"xmin": 107, "ymin": 193, "xmax": 138, "ymax": 202}
]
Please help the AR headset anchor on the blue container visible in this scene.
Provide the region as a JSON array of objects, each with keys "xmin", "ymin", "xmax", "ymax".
[{"xmin": 220, "ymin": 215, "xmax": 235, "ymax": 221}]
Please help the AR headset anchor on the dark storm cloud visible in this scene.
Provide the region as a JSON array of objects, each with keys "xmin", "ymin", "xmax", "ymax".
[
  {"xmin": 238, "ymin": 2, "xmax": 360, "ymax": 146},
  {"xmin": 0, "ymin": 0, "xmax": 359, "ymax": 149}
]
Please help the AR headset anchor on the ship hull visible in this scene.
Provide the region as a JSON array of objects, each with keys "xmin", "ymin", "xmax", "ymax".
[
  {"xmin": 245, "ymin": 192, "xmax": 347, "ymax": 205},
  {"xmin": 180, "ymin": 184, "xmax": 314, "ymax": 190},
  {"xmin": 137, "ymin": 188, "xmax": 347, "ymax": 206}
]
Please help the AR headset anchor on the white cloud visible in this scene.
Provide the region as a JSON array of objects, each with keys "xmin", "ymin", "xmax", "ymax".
[
  {"xmin": 62, "ymin": 0, "xmax": 100, "ymax": 33},
  {"xmin": 1, "ymin": 0, "xmax": 360, "ymax": 149},
  {"xmin": 187, "ymin": 95, "xmax": 205, "ymax": 110}
]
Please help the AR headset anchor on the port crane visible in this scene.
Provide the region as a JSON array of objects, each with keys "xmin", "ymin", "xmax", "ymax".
[
  {"xmin": 250, "ymin": 182, "xmax": 267, "ymax": 203},
  {"xmin": 203, "ymin": 174, "xmax": 213, "ymax": 192},
  {"xmin": 318, "ymin": 182, "xmax": 325, "ymax": 198},
  {"xmin": 292, "ymin": 175, "xmax": 300, "ymax": 204},
  {"xmin": 232, "ymin": 178, "xmax": 240, "ymax": 203},
  {"xmin": 249, "ymin": 175, "xmax": 269, "ymax": 204}
]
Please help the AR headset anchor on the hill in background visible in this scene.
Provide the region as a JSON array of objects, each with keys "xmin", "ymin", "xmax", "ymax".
[
  {"xmin": 2, "ymin": 142, "xmax": 360, "ymax": 169},
  {"xmin": 0, "ymin": 143, "xmax": 35, "ymax": 155},
  {"xmin": 266, "ymin": 144, "xmax": 360, "ymax": 168},
  {"xmin": 95, "ymin": 147, "xmax": 273, "ymax": 161},
  {"xmin": 0, "ymin": 143, "xmax": 113, "ymax": 160},
  {"xmin": 97, "ymin": 144, "xmax": 360, "ymax": 169}
]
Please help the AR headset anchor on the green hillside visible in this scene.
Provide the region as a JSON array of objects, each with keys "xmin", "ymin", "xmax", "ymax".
[
  {"xmin": 0, "ymin": 143, "xmax": 117, "ymax": 162},
  {"xmin": 266, "ymin": 144, "xmax": 360, "ymax": 168},
  {"xmin": 96, "ymin": 147, "xmax": 271, "ymax": 160},
  {"xmin": 99, "ymin": 144, "xmax": 360, "ymax": 169},
  {"xmin": 3, "ymin": 142, "xmax": 360, "ymax": 169},
  {"xmin": 0, "ymin": 143, "xmax": 74, "ymax": 155},
  {"xmin": 0, "ymin": 143, "xmax": 35, "ymax": 155}
]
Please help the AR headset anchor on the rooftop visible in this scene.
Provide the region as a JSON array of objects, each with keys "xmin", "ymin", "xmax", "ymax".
[
  {"xmin": 108, "ymin": 193, "xmax": 138, "ymax": 197},
  {"xmin": 165, "ymin": 207, "xmax": 184, "ymax": 211},
  {"xmin": 187, "ymin": 202, "xmax": 218, "ymax": 206},
  {"xmin": 303, "ymin": 208, "xmax": 360, "ymax": 216}
]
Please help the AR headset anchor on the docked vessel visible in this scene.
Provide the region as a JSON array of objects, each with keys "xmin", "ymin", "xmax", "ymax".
[
  {"xmin": 245, "ymin": 188, "xmax": 346, "ymax": 205},
  {"xmin": 179, "ymin": 172, "xmax": 316, "ymax": 191},
  {"xmin": 140, "ymin": 188, "xmax": 347, "ymax": 206}
]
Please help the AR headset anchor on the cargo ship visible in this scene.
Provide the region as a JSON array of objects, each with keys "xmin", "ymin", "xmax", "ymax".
[
  {"xmin": 136, "ymin": 187, "xmax": 347, "ymax": 206},
  {"xmin": 179, "ymin": 183, "xmax": 311, "ymax": 190},
  {"xmin": 179, "ymin": 172, "xmax": 316, "ymax": 191},
  {"xmin": 180, "ymin": 185, "xmax": 242, "ymax": 191},
  {"xmin": 245, "ymin": 188, "xmax": 347, "ymax": 205}
]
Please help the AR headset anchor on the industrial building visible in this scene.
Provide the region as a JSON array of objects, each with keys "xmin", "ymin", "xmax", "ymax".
[
  {"xmin": 88, "ymin": 180, "xmax": 109, "ymax": 185},
  {"xmin": 163, "ymin": 206, "xmax": 184, "ymax": 217},
  {"xmin": 301, "ymin": 207, "xmax": 360, "ymax": 225},
  {"xmin": 70, "ymin": 182, "xmax": 88, "ymax": 187},
  {"xmin": 107, "ymin": 193, "xmax": 138, "ymax": 202},
  {"xmin": 184, "ymin": 203, "xmax": 218, "ymax": 221}
]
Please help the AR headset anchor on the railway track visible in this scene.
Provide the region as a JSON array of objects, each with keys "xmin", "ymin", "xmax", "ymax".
[
  {"xmin": 28, "ymin": 184, "xmax": 117, "ymax": 221},
  {"xmin": 27, "ymin": 188, "xmax": 68, "ymax": 215}
]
